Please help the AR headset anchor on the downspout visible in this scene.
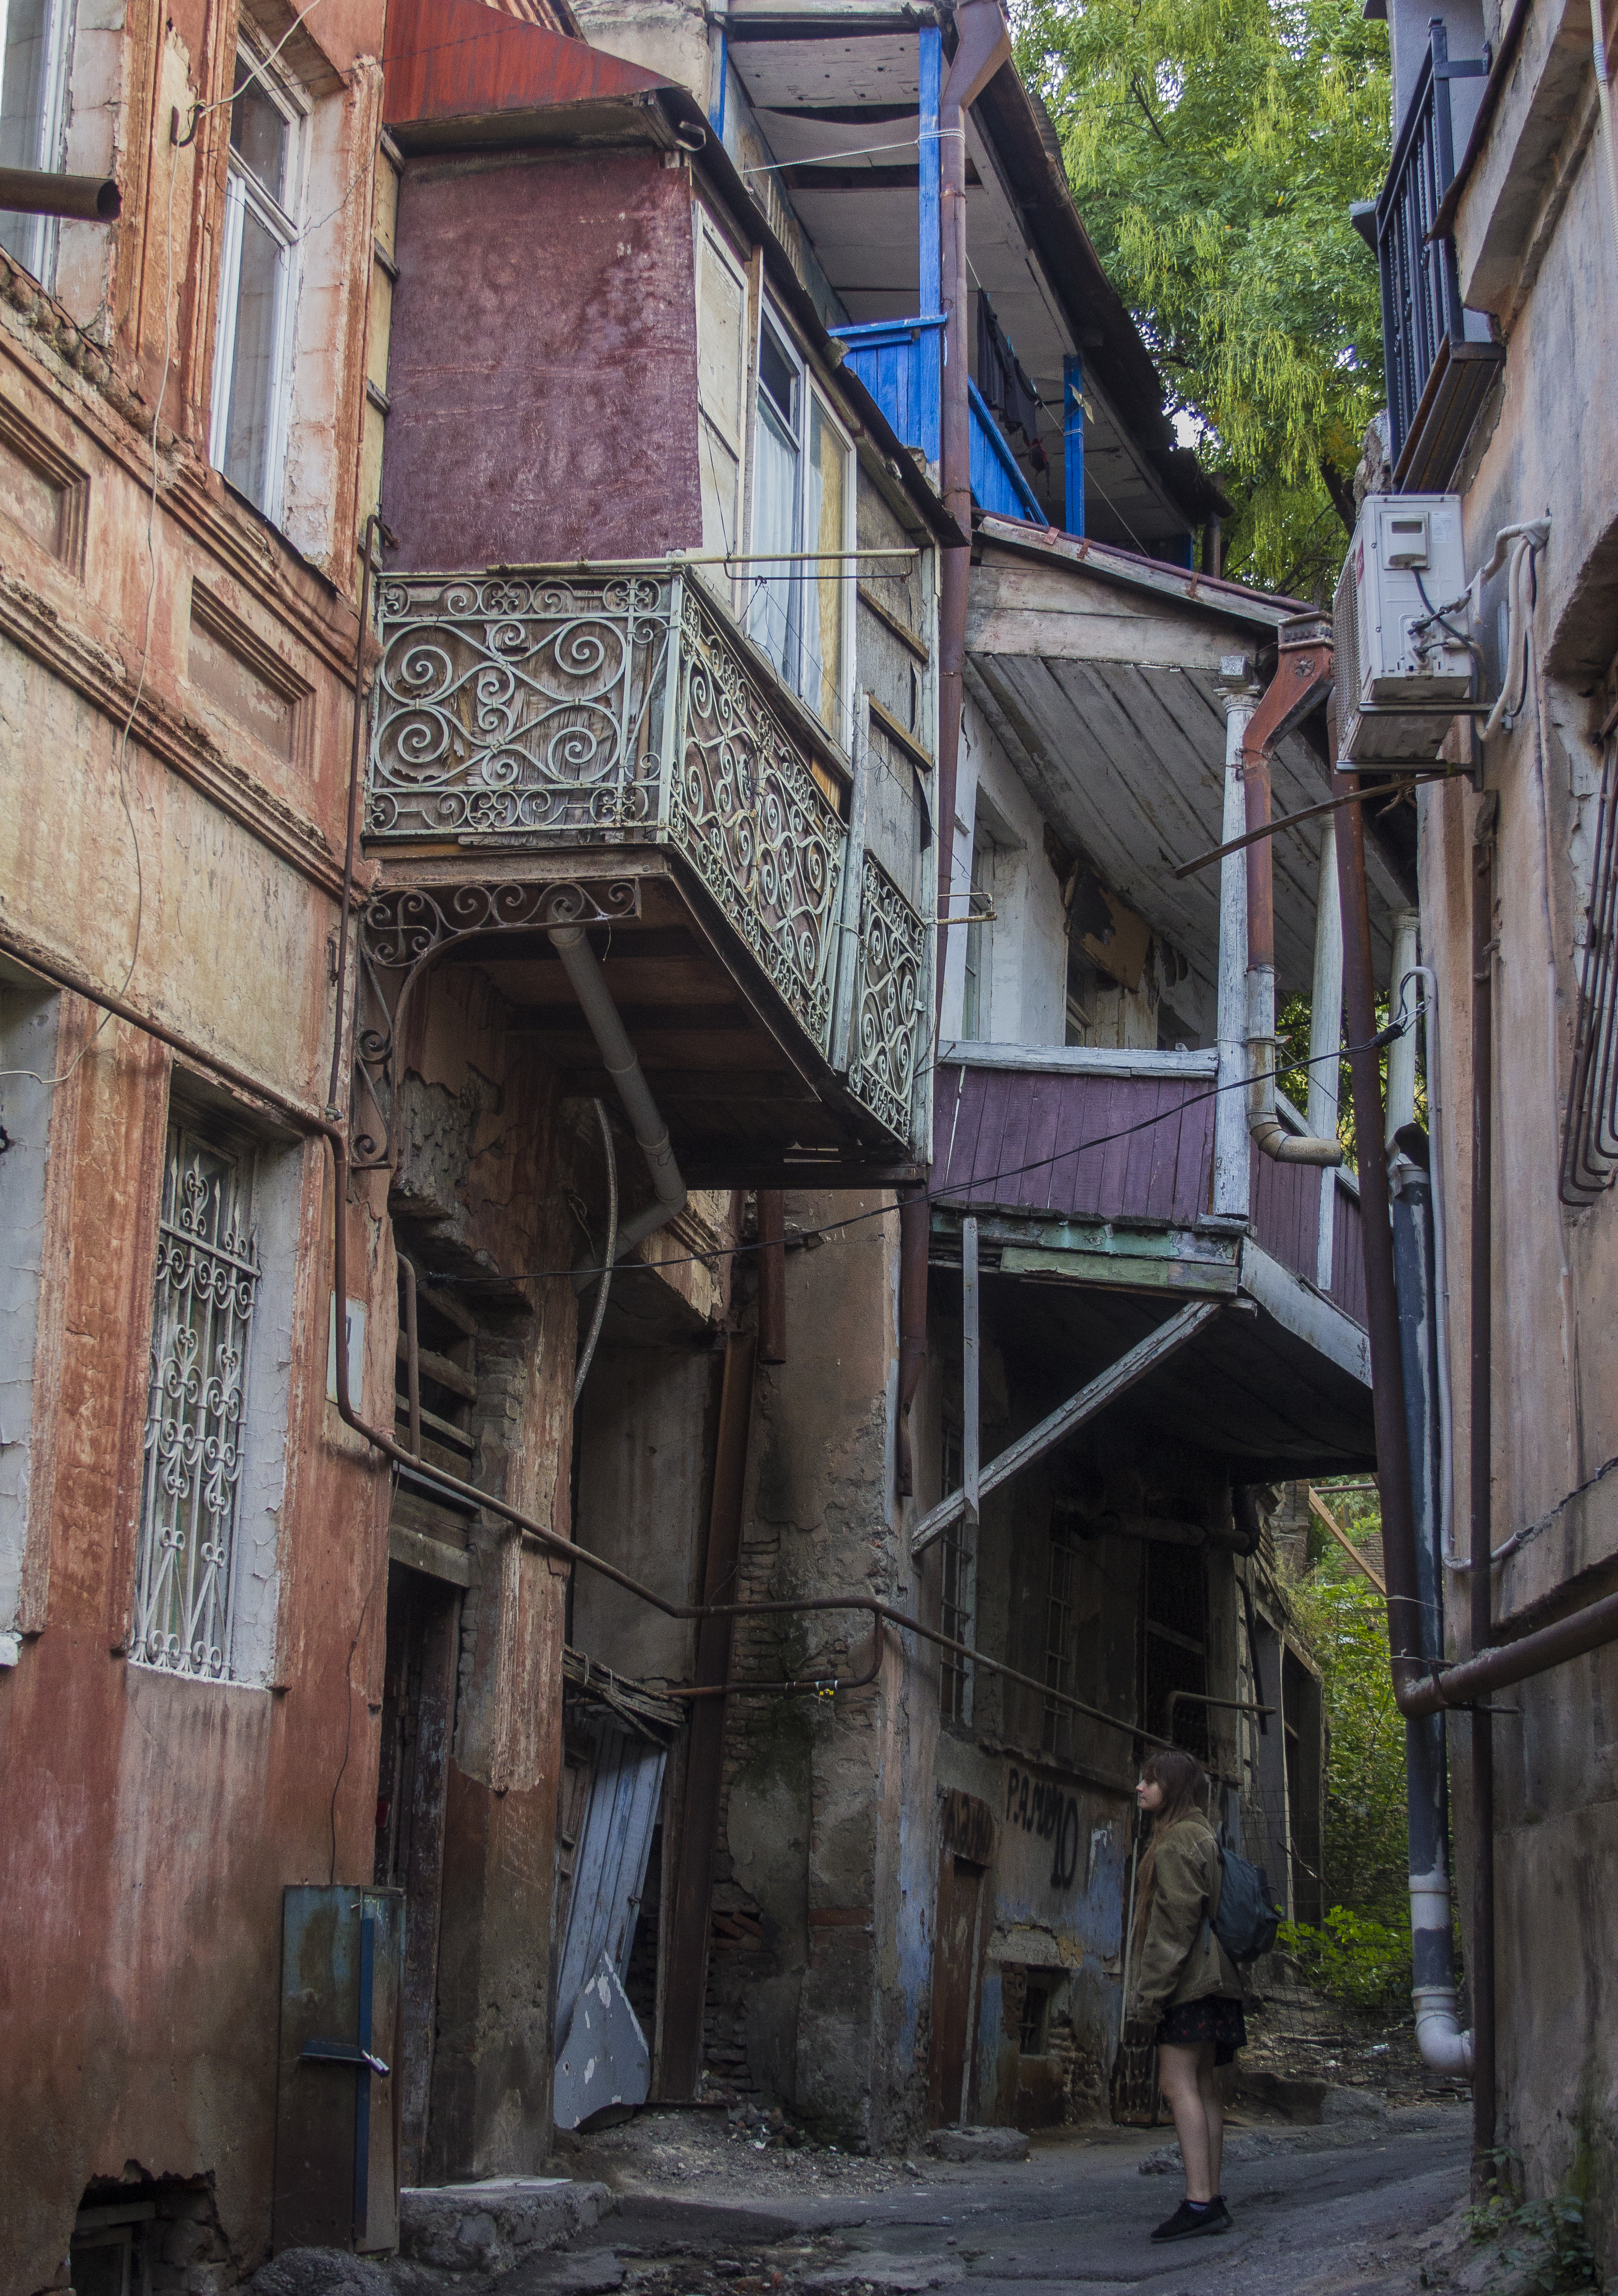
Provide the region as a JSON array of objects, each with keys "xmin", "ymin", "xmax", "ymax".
[
  {"xmin": 1466, "ymin": 817, "xmax": 1498, "ymax": 2159},
  {"xmin": 1242, "ymin": 620, "xmax": 1344, "ymax": 1166},
  {"xmin": 934, "ymin": 0, "xmax": 1011, "ymax": 1024},
  {"xmin": 548, "ymin": 924, "xmax": 687, "ymax": 1282}
]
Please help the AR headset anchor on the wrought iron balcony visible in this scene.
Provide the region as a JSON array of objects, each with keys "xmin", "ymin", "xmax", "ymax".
[
  {"xmin": 1373, "ymin": 18, "xmax": 1502, "ymax": 487},
  {"xmin": 364, "ymin": 565, "xmax": 931, "ymax": 1160}
]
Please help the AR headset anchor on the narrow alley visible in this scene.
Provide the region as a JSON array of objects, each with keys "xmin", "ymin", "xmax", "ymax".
[{"xmin": 2, "ymin": 0, "xmax": 1617, "ymax": 2288}]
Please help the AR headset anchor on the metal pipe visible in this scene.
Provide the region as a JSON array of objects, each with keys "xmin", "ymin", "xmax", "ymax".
[
  {"xmin": 0, "ymin": 167, "xmax": 119, "ymax": 221},
  {"xmin": 1468, "ymin": 818, "xmax": 1497, "ymax": 2163},
  {"xmin": 757, "ymin": 1189, "xmax": 787, "ymax": 1364},
  {"xmin": 327, "ymin": 513, "xmax": 386, "ymax": 1116},
  {"xmin": 549, "ymin": 923, "xmax": 687, "ymax": 1276},
  {"xmin": 401, "ymin": 1254, "xmax": 421, "ymax": 1459},
  {"xmin": 573, "ymin": 1100, "xmax": 617, "ymax": 1404},
  {"xmin": 895, "ymin": 1183, "xmax": 929, "ymax": 1495},
  {"xmin": 1405, "ymin": 964, "xmax": 1456, "ymax": 1567},
  {"xmin": 934, "ymin": 0, "xmax": 1011, "ymax": 1024},
  {"xmin": 1333, "ymin": 767, "xmax": 1428, "ymax": 1703}
]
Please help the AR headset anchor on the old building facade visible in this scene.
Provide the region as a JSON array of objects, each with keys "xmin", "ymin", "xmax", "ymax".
[{"xmin": 1354, "ymin": 0, "xmax": 1618, "ymax": 2262}]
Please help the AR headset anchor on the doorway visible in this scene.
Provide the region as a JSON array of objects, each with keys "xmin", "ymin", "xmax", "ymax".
[{"xmin": 928, "ymin": 1849, "xmax": 987, "ymax": 2126}]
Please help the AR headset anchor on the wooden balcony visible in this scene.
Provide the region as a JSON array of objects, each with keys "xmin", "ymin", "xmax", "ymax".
[
  {"xmin": 360, "ymin": 565, "xmax": 932, "ymax": 1180},
  {"xmin": 928, "ymin": 1045, "xmax": 1374, "ymax": 1478}
]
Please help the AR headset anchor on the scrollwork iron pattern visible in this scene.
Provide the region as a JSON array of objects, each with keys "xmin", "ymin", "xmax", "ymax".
[
  {"xmin": 846, "ymin": 852, "xmax": 927, "ymax": 1144},
  {"xmin": 668, "ymin": 587, "xmax": 846, "ymax": 1051},
  {"xmin": 133, "ymin": 1127, "xmax": 260, "ymax": 1681},
  {"xmin": 368, "ymin": 573, "xmax": 675, "ymax": 841}
]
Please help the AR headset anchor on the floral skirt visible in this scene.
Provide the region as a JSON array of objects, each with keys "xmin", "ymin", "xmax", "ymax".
[{"xmin": 1156, "ymin": 1994, "xmax": 1247, "ymax": 2066}]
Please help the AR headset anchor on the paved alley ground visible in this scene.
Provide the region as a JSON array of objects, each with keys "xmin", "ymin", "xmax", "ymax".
[{"xmin": 525, "ymin": 2105, "xmax": 1478, "ymax": 2296}]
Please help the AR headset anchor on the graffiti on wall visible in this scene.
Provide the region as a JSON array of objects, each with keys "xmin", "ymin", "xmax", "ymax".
[{"xmin": 1005, "ymin": 1764, "xmax": 1081, "ymax": 1890}]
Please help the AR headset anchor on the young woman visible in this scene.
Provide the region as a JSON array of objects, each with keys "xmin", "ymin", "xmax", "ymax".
[{"xmin": 1125, "ymin": 1747, "xmax": 1246, "ymax": 2242}]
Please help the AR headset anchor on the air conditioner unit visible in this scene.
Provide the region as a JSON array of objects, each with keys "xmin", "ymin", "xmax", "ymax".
[{"xmin": 1333, "ymin": 494, "xmax": 1473, "ymax": 764}]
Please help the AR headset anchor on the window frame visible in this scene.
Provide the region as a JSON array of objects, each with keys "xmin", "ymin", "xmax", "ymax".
[
  {"xmin": 0, "ymin": 0, "xmax": 75, "ymax": 284},
  {"xmin": 746, "ymin": 302, "xmax": 855, "ymax": 746},
  {"xmin": 208, "ymin": 37, "xmax": 309, "ymax": 529}
]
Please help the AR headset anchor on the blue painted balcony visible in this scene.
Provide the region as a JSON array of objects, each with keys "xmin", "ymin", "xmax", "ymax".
[{"xmin": 829, "ymin": 322, "xmax": 1046, "ymax": 526}]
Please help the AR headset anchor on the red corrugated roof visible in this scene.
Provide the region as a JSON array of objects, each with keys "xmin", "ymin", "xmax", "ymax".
[{"xmin": 384, "ymin": 0, "xmax": 669, "ymax": 135}]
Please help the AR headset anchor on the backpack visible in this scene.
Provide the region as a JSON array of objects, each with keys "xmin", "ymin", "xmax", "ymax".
[{"xmin": 1209, "ymin": 1840, "xmax": 1281, "ymax": 1964}]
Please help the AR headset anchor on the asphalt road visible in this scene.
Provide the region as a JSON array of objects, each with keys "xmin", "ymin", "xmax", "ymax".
[{"xmin": 531, "ymin": 2113, "xmax": 1475, "ymax": 2296}]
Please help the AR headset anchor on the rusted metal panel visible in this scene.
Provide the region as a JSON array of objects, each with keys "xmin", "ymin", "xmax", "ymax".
[
  {"xmin": 930, "ymin": 1061, "xmax": 1215, "ymax": 1227},
  {"xmin": 273, "ymin": 1887, "xmax": 404, "ymax": 2255},
  {"xmin": 383, "ymin": 148, "xmax": 703, "ymax": 571},
  {"xmin": 383, "ymin": 0, "xmax": 669, "ymax": 137}
]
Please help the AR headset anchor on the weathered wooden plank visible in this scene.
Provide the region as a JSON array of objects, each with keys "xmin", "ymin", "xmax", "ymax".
[{"xmin": 911, "ymin": 1299, "xmax": 1224, "ymax": 1555}]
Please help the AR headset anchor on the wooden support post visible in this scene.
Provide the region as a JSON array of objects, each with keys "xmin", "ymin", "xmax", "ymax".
[
  {"xmin": 757, "ymin": 1189, "xmax": 787, "ymax": 1364},
  {"xmin": 1062, "ymin": 355, "xmax": 1084, "ymax": 538},
  {"xmin": 1214, "ymin": 677, "xmax": 1257, "ymax": 1220}
]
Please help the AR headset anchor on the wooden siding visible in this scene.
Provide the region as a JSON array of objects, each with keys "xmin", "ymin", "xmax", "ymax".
[
  {"xmin": 1248, "ymin": 1147, "xmax": 1367, "ymax": 1328},
  {"xmin": 932, "ymin": 1059, "xmax": 1215, "ymax": 1226}
]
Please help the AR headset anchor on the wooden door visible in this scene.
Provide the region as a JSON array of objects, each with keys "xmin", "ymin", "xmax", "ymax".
[
  {"xmin": 928, "ymin": 1852, "xmax": 986, "ymax": 2126},
  {"xmin": 373, "ymin": 1563, "xmax": 459, "ymax": 2187}
]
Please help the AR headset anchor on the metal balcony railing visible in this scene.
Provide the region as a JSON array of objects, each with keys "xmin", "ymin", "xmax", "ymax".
[
  {"xmin": 1375, "ymin": 18, "xmax": 1490, "ymax": 465},
  {"xmin": 365, "ymin": 566, "xmax": 930, "ymax": 1149}
]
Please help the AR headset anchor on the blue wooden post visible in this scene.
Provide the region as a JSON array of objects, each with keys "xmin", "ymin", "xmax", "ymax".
[
  {"xmin": 918, "ymin": 24, "xmax": 942, "ymax": 464},
  {"xmin": 1062, "ymin": 354, "xmax": 1084, "ymax": 538},
  {"xmin": 708, "ymin": 29, "xmax": 728, "ymax": 136}
]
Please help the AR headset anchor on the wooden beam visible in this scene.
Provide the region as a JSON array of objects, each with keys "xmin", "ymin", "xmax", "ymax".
[
  {"xmin": 1307, "ymin": 1485, "xmax": 1387, "ymax": 1594},
  {"xmin": 911, "ymin": 1299, "xmax": 1222, "ymax": 1556}
]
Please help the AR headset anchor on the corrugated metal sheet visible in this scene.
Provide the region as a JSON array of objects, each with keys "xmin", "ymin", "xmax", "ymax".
[{"xmin": 931, "ymin": 1059, "xmax": 1214, "ymax": 1226}]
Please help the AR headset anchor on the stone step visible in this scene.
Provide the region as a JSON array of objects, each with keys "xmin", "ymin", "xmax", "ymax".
[{"xmin": 399, "ymin": 2178, "xmax": 617, "ymax": 2275}]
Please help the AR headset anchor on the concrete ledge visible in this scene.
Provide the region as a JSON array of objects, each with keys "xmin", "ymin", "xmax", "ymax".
[{"xmin": 398, "ymin": 2178, "xmax": 616, "ymax": 2274}]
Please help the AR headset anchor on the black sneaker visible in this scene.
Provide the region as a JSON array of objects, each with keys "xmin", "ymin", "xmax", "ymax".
[{"xmin": 1149, "ymin": 2197, "xmax": 1232, "ymax": 2241}]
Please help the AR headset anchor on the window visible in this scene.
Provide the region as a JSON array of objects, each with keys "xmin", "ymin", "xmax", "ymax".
[
  {"xmin": 748, "ymin": 314, "xmax": 852, "ymax": 740},
  {"xmin": 133, "ymin": 1114, "xmax": 261, "ymax": 1679},
  {"xmin": 1018, "ymin": 1971, "xmax": 1055, "ymax": 2057},
  {"xmin": 210, "ymin": 48, "xmax": 305, "ymax": 523},
  {"xmin": 694, "ymin": 216, "xmax": 747, "ymax": 567},
  {"xmin": 0, "ymin": 0, "xmax": 72, "ymax": 279}
]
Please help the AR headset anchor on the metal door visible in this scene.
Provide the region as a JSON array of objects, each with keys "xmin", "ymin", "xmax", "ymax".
[{"xmin": 552, "ymin": 1715, "xmax": 666, "ymax": 2126}]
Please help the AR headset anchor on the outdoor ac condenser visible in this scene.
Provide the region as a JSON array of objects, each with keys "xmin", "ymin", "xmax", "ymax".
[{"xmin": 1333, "ymin": 493, "xmax": 1473, "ymax": 764}]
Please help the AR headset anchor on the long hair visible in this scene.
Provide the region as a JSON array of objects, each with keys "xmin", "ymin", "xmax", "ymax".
[{"xmin": 1132, "ymin": 1748, "xmax": 1210, "ymax": 1944}]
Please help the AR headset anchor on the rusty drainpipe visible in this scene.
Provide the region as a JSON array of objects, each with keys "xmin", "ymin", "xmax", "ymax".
[
  {"xmin": 1243, "ymin": 619, "xmax": 1343, "ymax": 1166},
  {"xmin": 1466, "ymin": 810, "xmax": 1498, "ymax": 2164}
]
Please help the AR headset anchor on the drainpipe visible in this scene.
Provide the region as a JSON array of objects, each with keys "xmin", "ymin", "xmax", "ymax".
[
  {"xmin": 1466, "ymin": 816, "xmax": 1498, "ymax": 2161},
  {"xmin": 548, "ymin": 925, "xmax": 687, "ymax": 1278},
  {"xmin": 1242, "ymin": 619, "xmax": 1344, "ymax": 1166},
  {"xmin": 934, "ymin": 0, "xmax": 1011, "ymax": 1021}
]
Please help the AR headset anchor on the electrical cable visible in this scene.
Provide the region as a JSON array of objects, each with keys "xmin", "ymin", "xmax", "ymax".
[{"xmin": 436, "ymin": 1020, "xmax": 1411, "ymax": 1290}]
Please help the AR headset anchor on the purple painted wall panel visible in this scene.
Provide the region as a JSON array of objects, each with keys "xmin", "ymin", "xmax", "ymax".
[
  {"xmin": 1249, "ymin": 1148, "xmax": 1321, "ymax": 1289},
  {"xmin": 384, "ymin": 149, "xmax": 704, "ymax": 571},
  {"xmin": 1330, "ymin": 1186, "xmax": 1368, "ymax": 1326},
  {"xmin": 931, "ymin": 1064, "xmax": 1215, "ymax": 1226}
]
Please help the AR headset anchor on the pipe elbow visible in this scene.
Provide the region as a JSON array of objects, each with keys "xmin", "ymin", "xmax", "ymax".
[
  {"xmin": 1412, "ymin": 1987, "xmax": 1474, "ymax": 2076},
  {"xmin": 1248, "ymin": 1109, "xmax": 1344, "ymax": 1166}
]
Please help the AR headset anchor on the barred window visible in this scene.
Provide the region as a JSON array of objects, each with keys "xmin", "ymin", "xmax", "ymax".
[
  {"xmin": 132, "ymin": 1116, "xmax": 261, "ymax": 1679},
  {"xmin": 1040, "ymin": 1531, "xmax": 1076, "ymax": 1757}
]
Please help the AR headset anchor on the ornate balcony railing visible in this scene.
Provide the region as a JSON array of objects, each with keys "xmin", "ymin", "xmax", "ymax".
[{"xmin": 365, "ymin": 566, "xmax": 930, "ymax": 1148}]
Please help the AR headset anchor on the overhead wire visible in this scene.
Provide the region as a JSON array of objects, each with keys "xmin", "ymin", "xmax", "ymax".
[{"xmin": 437, "ymin": 1021, "xmax": 1403, "ymax": 1290}]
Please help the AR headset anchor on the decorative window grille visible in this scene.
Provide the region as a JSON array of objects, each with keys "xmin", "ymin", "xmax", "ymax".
[
  {"xmin": 132, "ymin": 1117, "xmax": 260, "ymax": 1679},
  {"xmin": 1040, "ymin": 1531, "xmax": 1076, "ymax": 1756},
  {"xmin": 1561, "ymin": 711, "xmax": 1618, "ymax": 1203}
]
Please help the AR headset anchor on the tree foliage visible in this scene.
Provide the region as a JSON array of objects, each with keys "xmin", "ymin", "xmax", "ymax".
[
  {"xmin": 1285, "ymin": 1490, "xmax": 1410, "ymax": 1927},
  {"xmin": 1014, "ymin": 0, "xmax": 1391, "ymax": 598}
]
